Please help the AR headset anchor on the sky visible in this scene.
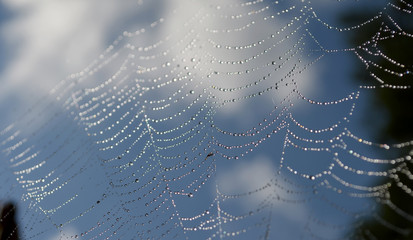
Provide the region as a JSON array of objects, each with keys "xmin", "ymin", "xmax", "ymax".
[{"xmin": 0, "ymin": 0, "xmax": 404, "ymax": 239}]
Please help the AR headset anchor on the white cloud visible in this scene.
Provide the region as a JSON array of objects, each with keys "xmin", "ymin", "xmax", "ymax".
[
  {"xmin": 0, "ymin": 0, "xmax": 318, "ymax": 130},
  {"xmin": 47, "ymin": 226, "xmax": 79, "ymax": 240},
  {"xmin": 216, "ymin": 155, "xmax": 308, "ymax": 223},
  {"xmin": 162, "ymin": 0, "xmax": 317, "ymax": 108},
  {"xmin": 0, "ymin": 0, "xmax": 140, "ymax": 105}
]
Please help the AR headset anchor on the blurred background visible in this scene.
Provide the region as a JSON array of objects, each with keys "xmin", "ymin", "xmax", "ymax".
[{"xmin": 0, "ymin": 0, "xmax": 412, "ymax": 239}]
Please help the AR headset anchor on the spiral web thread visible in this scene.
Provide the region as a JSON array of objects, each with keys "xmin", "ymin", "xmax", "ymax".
[{"xmin": 1, "ymin": 0, "xmax": 413, "ymax": 239}]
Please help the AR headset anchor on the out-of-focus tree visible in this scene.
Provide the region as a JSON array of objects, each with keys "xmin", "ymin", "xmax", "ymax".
[
  {"xmin": 342, "ymin": 1, "xmax": 413, "ymax": 239},
  {"xmin": 0, "ymin": 202, "xmax": 19, "ymax": 240}
]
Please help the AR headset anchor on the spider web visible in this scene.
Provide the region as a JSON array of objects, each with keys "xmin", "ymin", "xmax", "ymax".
[{"xmin": 1, "ymin": 0, "xmax": 413, "ymax": 239}]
